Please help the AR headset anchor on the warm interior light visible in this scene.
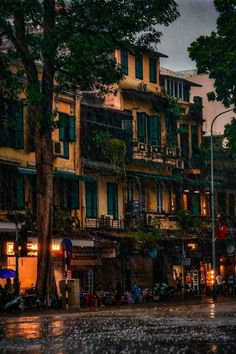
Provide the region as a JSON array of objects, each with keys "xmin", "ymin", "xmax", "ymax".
[
  {"xmin": 6, "ymin": 242, "xmax": 15, "ymax": 256},
  {"xmin": 52, "ymin": 243, "xmax": 60, "ymax": 251}
]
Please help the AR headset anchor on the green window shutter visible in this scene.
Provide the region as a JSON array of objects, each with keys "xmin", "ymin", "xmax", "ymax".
[
  {"xmin": 135, "ymin": 55, "xmax": 143, "ymax": 79},
  {"xmin": 149, "ymin": 58, "xmax": 157, "ymax": 83},
  {"xmin": 124, "ymin": 110, "xmax": 132, "ymax": 136},
  {"xmin": 192, "ymin": 194, "xmax": 199, "ymax": 215},
  {"xmin": 121, "ymin": 48, "xmax": 128, "ymax": 75},
  {"xmin": 14, "ymin": 102, "xmax": 24, "ymax": 149},
  {"xmin": 59, "ymin": 113, "xmax": 69, "ymax": 159},
  {"xmin": 107, "ymin": 182, "xmax": 118, "ymax": 219},
  {"xmin": 137, "ymin": 112, "xmax": 146, "ymax": 143},
  {"xmin": 148, "ymin": 115, "xmax": 161, "ymax": 146},
  {"xmin": 69, "ymin": 116, "xmax": 75, "ymax": 141},
  {"xmin": 71, "ymin": 181, "xmax": 79, "ymax": 210},
  {"xmin": 59, "ymin": 113, "xmax": 66, "ymax": 141},
  {"xmin": 63, "ymin": 141, "xmax": 69, "ymax": 159},
  {"xmin": 16, "ymin": 174, "xmax": 25, "ymax": 209},
  {"xmin": 86, "ymin": 181, "xmax": 97, "ymax": 218}
]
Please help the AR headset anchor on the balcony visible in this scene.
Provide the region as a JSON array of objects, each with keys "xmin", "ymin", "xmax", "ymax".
[
  {"xmin": 85, "ymin": 216, "xmax": 124, "ymax": 230},
  {"xmin": 131, "ymin": 143, "xmax": 184, "ymax": 168}
]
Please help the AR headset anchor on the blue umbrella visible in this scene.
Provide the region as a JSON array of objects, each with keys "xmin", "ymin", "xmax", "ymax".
[{"xmin": 0, "ymin": 268, "xmax": 16, "ymax": 278}]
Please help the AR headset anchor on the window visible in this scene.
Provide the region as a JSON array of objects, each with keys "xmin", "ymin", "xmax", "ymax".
[
  {"xmin": 121, "ymin": 48, "xmax": 128, "ymax": 75},
  {"xmin": 137, "ymin": 112, "xmax": 147, "ymax": 143},
  {"xmin": 157, "ymin": 184, "xmax": 164, "ymax": 213},
  {"xmin": 86, "ymin": 181, "xmax": 97, "ymax": 218},
  {"xmin": 178, "ymin": 82, "xmax": 183, "ymax": 99},
  {"xmin": 107, "ymin": 183, "xmax": 118, "ymax": 219},
  {"xmin": 183, "ymin": 84, "xmax": 190, "ymax": 101},
  {"xmin": 0, "ymin": 166, "xmax": 24, "ymax": 210},
  {"xmin": 149, "ymin": 58, "xmax": 157, "ymax": 83},
  {"xmin": 148, "ymin": 115, "xmax": 161, "ymax": 146},
  {"xmin": 135, "ymin": 55, "xmax": 143, "ymax": 79},
  {"xmin": 59, "ymin": 113, "xmax": 75, "ymax": 159},
  {"xmin": 0, "ymin": 98, "xmax": 24, "ymax": 149},
  {"xmin": 61, "ymin": 180, "xmax": 79, "ymax": 210},
  {"xmin": 137, "ymin": 113, "xmax": 161, "ymax": 146}
]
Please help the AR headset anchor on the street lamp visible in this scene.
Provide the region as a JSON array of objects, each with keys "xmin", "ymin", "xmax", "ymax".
[{"xmin": 210, "ymin": 108, "xmax": 235, "ymax": 301}]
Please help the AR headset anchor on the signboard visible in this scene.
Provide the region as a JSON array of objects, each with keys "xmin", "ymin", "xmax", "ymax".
[
  {"xmin": 70, "ymin": 258, "xmax": 102, "ymax": 267},
  {"xmin": 180, "ymin": 257, "xmax": 191, "ymax": 266},
  {"xmin": 101, "ymin": 248, "xmax": 116, "ymax": 259}
]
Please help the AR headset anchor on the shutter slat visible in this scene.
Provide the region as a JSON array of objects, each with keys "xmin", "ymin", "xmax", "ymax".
[{"xmin": 69, "ymin": 116, "xmax": 75, "ymax": 141}]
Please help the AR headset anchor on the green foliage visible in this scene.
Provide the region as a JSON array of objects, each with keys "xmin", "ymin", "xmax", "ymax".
[
  {"xmin": 224, "ymin": 118, "xmax": 236, "ymax": 158},
  {"xmin": 106, "ymin": 138, "xmax": 127, "ymax": 172},
  {"xmin": 53, "ymin": 208, "xmax": 71, "ymax": 231},
  {"xmin": 178, "ymin": 209, "xmax": 201, "ymax": 231},
  {"xmin": 165, "ymin": 96, "xmax": 183, "ymax": 147},
  {"xmin": 127, "ymin": 229, "xmax": 160, "ymax": 243},
  {"xmin": 188, "ymin": 0, "xmax": 236, "ymax": 107},
  {"xmin": 0, "ymin": 0, "xmax": 179, "ymax": 102}
]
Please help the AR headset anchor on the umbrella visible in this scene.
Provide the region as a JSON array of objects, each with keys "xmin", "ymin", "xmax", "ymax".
[{"xmin": 0, "ymin": 268, "xmax": 16, "ymax": 278}]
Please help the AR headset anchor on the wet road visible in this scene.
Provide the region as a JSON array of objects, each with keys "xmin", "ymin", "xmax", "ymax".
[{"xmin": 1, "ymin": 301, "xmax": 236, "ymax": 353}]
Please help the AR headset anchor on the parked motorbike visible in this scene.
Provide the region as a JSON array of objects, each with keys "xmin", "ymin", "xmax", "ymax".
[
  {"xmin": 153, "ymin": 283, "xmax": 176, "ymax": 300},
  {"xmin": 142, "ymin": 288, "xmax": 154, "ymax": 302},
  {"xmin": 101, "ymin": 292, "xmax": 115, "ymax": 306},
  {"xmin": 132, "ymin": 284, "xmax": 142, "ymax": 303},
  {"xmin": 121, "ymin": 291, "xmax": 134, "ymax": 304},
  {"xmin": 2, "ymin": 292, "xmax": 42, "ymax": 311}
]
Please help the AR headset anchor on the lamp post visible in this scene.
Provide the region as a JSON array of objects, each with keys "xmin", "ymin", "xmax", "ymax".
[{"xmin": 210, "ymin": 108, "xmax": 235, "ymax": 301}]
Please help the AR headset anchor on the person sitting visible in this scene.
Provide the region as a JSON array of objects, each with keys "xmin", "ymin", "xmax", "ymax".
[{"xmin": 4, "ymin": 278, "xmax": 14, "ymax": 297}]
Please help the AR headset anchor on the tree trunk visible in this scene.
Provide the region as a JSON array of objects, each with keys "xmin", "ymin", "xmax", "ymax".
[
  {"xmin": 34, "ymin": 0, "xmax": 56, "ymax": 306},
  {"xmin": 35, "ymin": 117, "xmax": 54, "ymax": 303}
]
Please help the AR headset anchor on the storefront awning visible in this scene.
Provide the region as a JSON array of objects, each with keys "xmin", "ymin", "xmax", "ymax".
[
  {"xmin": 127, "ymin": 171, "xmax": 182, "ymax": 182},
  {"xmin": 17, "ymin": 167, "xmax": 36, "ymax": 175},
  {"xmin": 17, "ymin": 167, "xmax": 94, "ymax": 182}
]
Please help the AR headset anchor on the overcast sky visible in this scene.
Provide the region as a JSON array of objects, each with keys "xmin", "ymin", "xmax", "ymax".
[{"xmin": 158, "ymin": 0, "xmax": 218, "ymax": 71}]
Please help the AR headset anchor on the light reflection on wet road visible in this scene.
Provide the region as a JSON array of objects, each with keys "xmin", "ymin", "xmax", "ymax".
[{"xmin": 0, "ymin": 301, "xmax": 236, "ymax": 353}]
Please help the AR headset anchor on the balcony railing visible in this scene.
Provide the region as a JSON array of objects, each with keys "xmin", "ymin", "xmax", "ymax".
[{"xmin": 85, "ymin": 217, "xmax": 124, "ymax": 230}]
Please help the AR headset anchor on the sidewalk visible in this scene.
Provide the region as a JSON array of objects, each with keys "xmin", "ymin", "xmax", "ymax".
[{"xmin": 1, "ymin": 294, "xmax": 236, "ymax": 318}]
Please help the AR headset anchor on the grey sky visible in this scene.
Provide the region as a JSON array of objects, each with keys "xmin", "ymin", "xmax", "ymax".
[{"xmin": 158, "ymin": 0, "xmax": 218, "ymax": 71}]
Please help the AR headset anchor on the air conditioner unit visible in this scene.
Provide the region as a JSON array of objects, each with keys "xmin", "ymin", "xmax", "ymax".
[
  {"xmin": 52, "ymin": 141, "xmax": 64, "ymax": 156},
  {"xmin": 176, "ymin": 159, "xmax": 184, "ymax": 169},
  {"xmin": 138, "ymin": 143, "xmax": 147, "ymax": 151},
  {"xmin": 166, "ymin": 148, "xmax": 175, "ymax": 158},
  {"xmin": 151, "ymin": 145, "xmax": 161, "ymax": 155},
  {"xmin": 137, "ymin": 82, "xmax": 147, "ymax": 92}
]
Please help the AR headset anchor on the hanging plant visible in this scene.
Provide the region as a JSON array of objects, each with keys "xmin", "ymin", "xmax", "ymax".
[
  {"xmin": 165, "ymin": 96, "xmax": 183, "ymax": 147},
  {"xmin": 106, "ymin": 138, "xmax": 126, "ymax": 172}
]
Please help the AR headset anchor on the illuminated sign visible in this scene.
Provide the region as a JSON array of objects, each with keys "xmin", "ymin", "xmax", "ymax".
[{"xmin": 27, "ymin": 242, "xmax": 38, "ymax": 256}]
